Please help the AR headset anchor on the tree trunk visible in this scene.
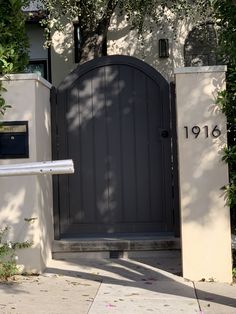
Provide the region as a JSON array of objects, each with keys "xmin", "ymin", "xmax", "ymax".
[
  {"xmin": 77, "ymin": 0, "xmax": 119, "ymax": 64},
  {"xmin": 78, "ymin": 28, "xmax": 107, "ymax": 64}
]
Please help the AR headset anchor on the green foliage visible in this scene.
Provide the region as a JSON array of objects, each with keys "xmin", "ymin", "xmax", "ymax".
[
  {"xmin": 213, "ymin": 0, "xmax": 236, "ymax": 66},
  {"xmin": 0, "ymin": 0, "xmax": 29, "ymax": 75},
  {"xmin": 222, "ymin": 145, "xmax": 236, "ymax": 208},
  {"xmin": 213, "ymin": 0, "xmax": 236, "ymax": 228},
  {"xmin": 0, "ymin": 0, "xmax": 30, "ymax": 118},
  {"xmin": 233, "ymin": 250, "xmax": 236, "ymax": 280},
  {"xmin": 41, "ymin": 0, "xmax": 213, "ymax": 32},
  {"xmin": 0, "ymin": 84, "xmax": 11, "ymax": 116},
  {"xmin": 0, "ymin": 227, "xmax": 32, "ymax": 280},
  {"xmin": 233, "ymin": 267, "xmax": 236, "ymax": 280},
  {"xmin": 41, "ymin": 0, "xmax": 214, "ymax": 62}
]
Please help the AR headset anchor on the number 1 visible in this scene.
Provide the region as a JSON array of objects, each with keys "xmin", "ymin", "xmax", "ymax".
[
  {"xmin": 203, "ymin": 125, "xmax": 209, "ymax": 138},
  {"xmin": 184, "ymin": 126, "xmax": 188, "ymax": 138}
]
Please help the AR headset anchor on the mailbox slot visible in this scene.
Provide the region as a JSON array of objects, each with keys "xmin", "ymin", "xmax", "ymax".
[{"xmin": 0, "ymin": 121, "xmax": 29, "ymax": 158}]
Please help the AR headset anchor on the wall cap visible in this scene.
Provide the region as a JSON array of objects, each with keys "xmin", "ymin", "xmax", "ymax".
[
  {"xmin": 174, "ymin": 65, "xmax": 227, "ymax": 74},
  {"xmin": 0, "ymin": 73, "xmax": 52, "ymax": 89}
]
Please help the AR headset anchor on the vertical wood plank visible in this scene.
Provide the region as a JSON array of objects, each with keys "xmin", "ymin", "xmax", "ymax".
[
  {"xmin": 119, "ymin": 65, "xmax": 137, "ymax": 224},
  {"xmin": 57, "ymin": 86, "xmax": 71, "ymax": 235},
  {"xmin": 133, "ymin": 70, "xmax": 150, "ymax": 222},
  {"xmin": 147, "ymin": 79, "xmax": 164, "ymax": 222},
  {"xmin": 67, "ymin": 84, "xmax": 83, "ymax": 224},
  {"xmin": 79, "ymin": 72, "xmax": 96, "ymax": 224},
  {"xmin": 105, "ymin": 65, "xmax": 123, "ymax": 224},
  {"xmin": 50, "ymin": 87, "xmax": 60, "ymax": 239},
  {"xmin": 92, "ymin": 68, "xmax": 109, "ymax": 225}
]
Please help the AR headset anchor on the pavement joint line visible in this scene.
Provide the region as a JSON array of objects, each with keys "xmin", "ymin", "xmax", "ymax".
[
  {"xmin": 193, "ymin": 281, "xmax": 202, "ymax": 313},
  {"xmin": 88, "ymin": 277, "xmax": 103, "ymax": 313}
]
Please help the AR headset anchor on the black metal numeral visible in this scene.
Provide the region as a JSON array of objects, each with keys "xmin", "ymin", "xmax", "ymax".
[
  {"xmin": 212, "ymin": 125, "xmax": 221, "ymax": 138},
  {"xmin": 203, "ymin": 125, "xmax": 209, "ymax": 138},
  {"xmin": 184, "ymin": 126, "xmax": 189, "ymax": 139},
  {"xmin": 184, "ymin": 125, "xmax": 222, "ymax": 139},
  {"xmin": 192, "ymin": 126, "xmax": 201, "ymax": 138}
]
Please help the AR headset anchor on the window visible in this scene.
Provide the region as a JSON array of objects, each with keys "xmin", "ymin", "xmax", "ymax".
[
  {"xmin": 24, "ymin": 60, "xmax": 47, "ymax": 79},
  {"xmin": 184, "ymin": 23, "xmax": 219, "ymax": 67},
  {"xmin": 25, "ymin": 23, "xmax": 50, "ymax": 81},
  {"xmin": 74, "ymin": 23, "xmax": 81, "ymax": 63}
]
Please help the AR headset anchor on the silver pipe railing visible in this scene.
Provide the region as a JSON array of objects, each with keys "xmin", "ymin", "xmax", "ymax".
[{"xmin": 0, "ymin": 159, "xmax": 74, "ymax": 176}]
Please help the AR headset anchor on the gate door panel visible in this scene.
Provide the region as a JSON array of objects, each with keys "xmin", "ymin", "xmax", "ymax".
[{"xmin": 55, "ymin": 56, "xmax": 173, "ymax": 237}]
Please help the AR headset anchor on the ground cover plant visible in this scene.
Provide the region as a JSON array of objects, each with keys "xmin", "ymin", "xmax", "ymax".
[{"xmin": 0, "ymin": 227, "xmax": 32, "ymax": 280}]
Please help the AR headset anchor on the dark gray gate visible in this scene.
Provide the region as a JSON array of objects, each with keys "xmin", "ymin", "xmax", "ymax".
[{"xmin": 52, "ymin": 55, "xmax": 175, "ymax": 238}]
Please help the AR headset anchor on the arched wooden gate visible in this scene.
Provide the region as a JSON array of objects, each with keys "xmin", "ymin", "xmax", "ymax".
[{"xmin": 51, "ymin": 55, "xmax": 178, "ymax": 239}]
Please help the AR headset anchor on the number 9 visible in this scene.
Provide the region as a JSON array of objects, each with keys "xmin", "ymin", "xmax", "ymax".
[{"xmin": 192, "ymin": 126, "xmax": 201, "ymax": 138}]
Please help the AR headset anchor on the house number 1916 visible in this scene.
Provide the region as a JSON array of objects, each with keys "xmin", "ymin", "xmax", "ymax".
[{"xmin": 184, "ymin": 125, "xmax": 221, "ymax": 139}]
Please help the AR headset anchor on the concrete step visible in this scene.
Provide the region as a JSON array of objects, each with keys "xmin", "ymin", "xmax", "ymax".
[{"xmin": 52, "ymin": 236, "xmax": 181, "ymax": 260}]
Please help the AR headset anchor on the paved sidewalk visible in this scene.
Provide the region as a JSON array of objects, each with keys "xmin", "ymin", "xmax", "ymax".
[{"xmin": 0, "ymin": 251, "xmax": 235, "ymax": 314}]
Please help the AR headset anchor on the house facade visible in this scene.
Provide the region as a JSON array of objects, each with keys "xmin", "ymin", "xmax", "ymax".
[
  {"xmin": 23, "ymin": 1, "xmax": 219, "ymax": 86},
  {"xmin": 0, "ymin": 1, "xmax": 232, "ymax": 282}
]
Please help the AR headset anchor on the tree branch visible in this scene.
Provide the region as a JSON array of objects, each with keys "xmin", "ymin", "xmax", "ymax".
[
  {"xmin": 96, "ymin": 0, "xmax": 119, "ymax": 35},
  {"xmin": 102, "ymin": 0, "xmax": 119, "ymax": 21}
]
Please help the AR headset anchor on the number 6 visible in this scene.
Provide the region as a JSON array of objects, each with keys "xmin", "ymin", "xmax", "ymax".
[{"xmin": 212, "ymin": 125, "xmax": 221, "ymax": 138}]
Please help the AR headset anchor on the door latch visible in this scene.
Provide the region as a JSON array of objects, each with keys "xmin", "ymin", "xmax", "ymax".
[{"xmin": 161, "ymin": 129, "xmax": 169, "ymax": 138}]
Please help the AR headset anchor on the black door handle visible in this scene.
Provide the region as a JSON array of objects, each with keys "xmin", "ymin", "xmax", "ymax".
[{"xmin": 161, "ymin": 130, "xmax": 169, "ymax": 138}]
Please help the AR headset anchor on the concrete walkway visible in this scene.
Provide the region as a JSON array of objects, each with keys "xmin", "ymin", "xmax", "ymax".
[{"xmin": 0, "ymin": 251, "xmax": 235, "ymax": 314}]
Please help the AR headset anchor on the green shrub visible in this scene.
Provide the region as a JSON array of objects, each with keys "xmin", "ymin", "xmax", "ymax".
[
  {"xmin": 0, "ymin": 0, "xmax": 29, "ymax": 118},
  {"xmin": 213, "ymin": 0, "xmax": 236, "ymax": 230},
  {"xmin": 0, "ymin": 0, "xmax": 29, "ymax": 75},
  {"xmin": 0, "ymin": 227, "xmax": 32, "ymax": 280}
]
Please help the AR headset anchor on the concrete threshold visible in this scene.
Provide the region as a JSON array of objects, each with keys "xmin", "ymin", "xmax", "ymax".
[{"xmin": 52, "ymin": 236, "xmax": 180, "ymax": 260}]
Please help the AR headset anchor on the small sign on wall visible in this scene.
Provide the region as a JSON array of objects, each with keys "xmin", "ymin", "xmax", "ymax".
[{"xmin": 0, "ymin": 121, "xmax": 29, "ymax": 159}]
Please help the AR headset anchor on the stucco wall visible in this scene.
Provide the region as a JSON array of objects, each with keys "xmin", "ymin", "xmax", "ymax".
[
  {"xmin": 175, "ymin": 66, "xmax": 232, "ymax": 283},
  {"xmin": 50, "ymin": 12, "xmax": 192, "ymax": 86},
  {"xmin": 0, "ymin": 74, "xmax": 53, "ymax": 273}
]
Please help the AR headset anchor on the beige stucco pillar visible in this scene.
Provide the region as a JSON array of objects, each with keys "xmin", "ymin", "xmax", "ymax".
[
  {"xmin": 175, "ymin": 66, "xmax": 232, "ymax": 283},
  {"xmin": 0, "ymin": 74, "xmax": 53, "ymax": 273}
]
